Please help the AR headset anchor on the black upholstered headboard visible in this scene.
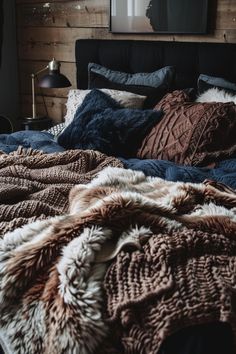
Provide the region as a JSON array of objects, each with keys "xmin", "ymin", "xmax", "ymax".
[{"xmin": 75, "ymin": 39, "xmax": 236, "ymax": 90}]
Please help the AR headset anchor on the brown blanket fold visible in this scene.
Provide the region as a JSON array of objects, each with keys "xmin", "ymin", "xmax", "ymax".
[
  {"xmin": 0, "ymin": 167, "xmax": 236, "ymax": 353},
  {"xmin": 0, "ymin": 147, "xmax": 122, "ymax": 235},
  {"xmin": 104, "ymin": 228, "xmax": 236, "ymax": 353}
]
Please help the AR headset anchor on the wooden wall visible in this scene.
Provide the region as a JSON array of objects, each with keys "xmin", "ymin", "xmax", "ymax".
[
  {"xmin": 0, "ymin": 0, "xmax": 19, "ymax": 128},
  {"xmin": 16, "ymin": 0, "xmax": 236, "ymax": 123}
]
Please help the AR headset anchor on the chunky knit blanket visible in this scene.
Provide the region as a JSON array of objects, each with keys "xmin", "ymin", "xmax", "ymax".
[
  {"xmin": 1, "ymin": 167, "xmax": 236, "ymax": 353},
  {"xmin": 0, "ymin": 147, "xmax": 122, "ymax": 235}
]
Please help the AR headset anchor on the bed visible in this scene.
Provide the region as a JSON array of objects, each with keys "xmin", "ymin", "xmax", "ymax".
[{"xmin": 0, "ymin": 39, "xmax": 236, "ymax": 354}]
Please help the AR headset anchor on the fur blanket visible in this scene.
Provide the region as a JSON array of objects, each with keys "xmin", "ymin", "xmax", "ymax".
[
  {"xmin": 1, "ymin": 167, "xmax": 236, "ymax": 353},
  {"xmin": 0, "ymin": 147, "xmax": 122, "ymax": 235}
]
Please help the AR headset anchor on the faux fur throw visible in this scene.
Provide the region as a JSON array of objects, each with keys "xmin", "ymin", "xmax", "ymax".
[
  {"xmin": 1, "ymin": 167, "xmax": 236, "ymax": 353},
  {"xmin": 0, "ymin": 147, "xmax": 122, "ymax": 236},
  {"xmin": 196, "ymin": 87, "xmax": 236, "ymax": 104}
]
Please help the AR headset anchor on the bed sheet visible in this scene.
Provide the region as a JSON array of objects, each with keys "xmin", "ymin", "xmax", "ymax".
[{"xmin": 0, "ymin": 130, "xmax": 65, "ymax": 154}]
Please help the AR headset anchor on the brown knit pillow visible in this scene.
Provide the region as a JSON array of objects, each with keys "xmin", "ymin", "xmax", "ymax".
[{"xmin": 137, "ymin": 90, "xmax": 236, "ymax": 166}]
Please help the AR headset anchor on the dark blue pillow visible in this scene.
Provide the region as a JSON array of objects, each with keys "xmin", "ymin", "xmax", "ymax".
[
  {"xmin": 198, "ymin": 74, "xmax": 236, "ymax": 95},
  {"xmin": 88, "ymin": 63, "xmax": 176, "ymax": 108},
  {"xmin": 58, "ymin": 89, "xmax": 163, "ymax": 158}
]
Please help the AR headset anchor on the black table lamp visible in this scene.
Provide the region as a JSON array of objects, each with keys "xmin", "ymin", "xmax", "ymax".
[{"xmin": 29, "ymin": 58, "xmax": 71, "ymax": 120}]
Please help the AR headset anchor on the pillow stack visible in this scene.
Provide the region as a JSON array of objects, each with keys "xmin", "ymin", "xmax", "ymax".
[
  {"xmin": 58, "ymin": 89, "xmax": 163, "ymax": 158},
  {"xmin": 59, "ymin": 67, "xmax": 236, "ymax": 166},
  {"xmin": 64, "ymin": 89, "xmax": 147, "ymax": 127},
  {"xmin": 58, "ymin": 62, "xmax": 175, "ymax": 157}
]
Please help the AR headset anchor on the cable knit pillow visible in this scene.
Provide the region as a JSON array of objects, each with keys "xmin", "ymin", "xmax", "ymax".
[
  {"xmin": 137, "ymin": 90, "xmax": 236, "ymax": 166},
  {"xmin": 64, "ymin": 89, "xmax": 146, "ymax": 127}
]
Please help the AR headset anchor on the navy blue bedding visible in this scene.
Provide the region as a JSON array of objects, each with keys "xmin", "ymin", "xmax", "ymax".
[
  {"xmin": 0, "ymin": 130, "xmax": 65, "ymax": 154},
  {"xmin": 121, "ymin": 157, "xmax": 236, "ymax": 190},
  {"xmin": 0, "ymin": 130, "xmax": 236, "ymax": 190}
]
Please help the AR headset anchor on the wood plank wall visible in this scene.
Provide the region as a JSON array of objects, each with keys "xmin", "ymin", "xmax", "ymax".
[{"xmin": 16, "ymin": 0, "xmax": 236, "ymax": 123}]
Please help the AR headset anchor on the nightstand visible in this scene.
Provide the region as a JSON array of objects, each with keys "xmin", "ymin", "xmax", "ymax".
[
  {"xmin": 20, "ymin": 117, "xmax": 53, "ymax": 131},
  {"xmin": 0, "ymin": 115, "xmax": 13, "ymax": 133}
]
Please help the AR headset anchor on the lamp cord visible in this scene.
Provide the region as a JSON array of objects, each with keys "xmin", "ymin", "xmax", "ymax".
[{"xmin": 35, "ymin": 75, "xmax": 49, "ymax": 118}]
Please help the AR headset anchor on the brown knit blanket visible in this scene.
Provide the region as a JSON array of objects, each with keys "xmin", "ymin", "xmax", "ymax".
[
  {"xmin": 0, "ymin": 147, "xmax": 122, "ymax": 235},
  {"xmin": 0, "ymin": 167, "xmax": 236, "ymax": 353}
]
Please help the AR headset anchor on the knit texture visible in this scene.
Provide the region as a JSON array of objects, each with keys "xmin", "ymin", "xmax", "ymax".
[
  {"xmin": 137, "ymin": 90, "xmax": 236, "ymax": 166},
  {"xmin": 1, "ymin": 167, "xmax": 236, "ymax": 353},
  {"xmin": 105, "ymin": 229, "xmax": 236, "ymax": 353},
  {"xmin": 0, "ymin": 147, "xmax": 122, "ymax": 235}
]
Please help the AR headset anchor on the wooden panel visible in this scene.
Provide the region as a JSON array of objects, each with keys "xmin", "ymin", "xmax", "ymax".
[
  {"xmin": 16, "ymin": 0, "xmax": 77, "ymax": 3},
  {"xmin": 171, "ymin": 29, "xmax": 236, "ymax": 43},
  {"xmin": 17, "ymin": 26, "xmax": 236, "ymax": 63},
  {"xmin": 16, "ymin": 0, "xmax": 236, "ymax": 31},
  {"xmin": 19, "ymin": 60, "xmax": 76, "ymax": 97},
  {"xmin": 17, "ymin": 0, "xmax": 108, "ymax": 28},
  {"xmin": 16, "ymin": 0, "xmax": 89, "ymax": 3},
  {"xmin": 17, "ymin": 27, "xmax": 110, "ymax": 62},
  {"xmin": 16, "ymin": 0, "xmax": 236, "ymax": 129},
  {"xmin": 20, "ymin": 95, "xmax": 67, "ymax": 123},
  {"xmin": 18, "ymin": 0, "xmax": 234, "ymax": 31},
  {"xmin": 214, "ymin": 0, "xmax": 236, "ymax": 30}
]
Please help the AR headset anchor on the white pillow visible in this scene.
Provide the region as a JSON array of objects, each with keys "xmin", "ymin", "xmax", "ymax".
[
  {"xmin": 64, "ymin": 89, "xmax": 146, "ymax": 126},
  {"xmin": 196, "ymin": 87, "xmax": 236, "ymax": 104}
]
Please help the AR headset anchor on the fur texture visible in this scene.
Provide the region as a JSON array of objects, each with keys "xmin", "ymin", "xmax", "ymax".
[
  {"xmin": 196, "ymin": 87, "xmax": 236, "ymax": 104},
  {"xmin": 57, "ymin": 89, "xmax": 163, "ymax": 157},
  {"xmin": 1, "ymin": 167, "xmax": 236, "ymax": 353}
]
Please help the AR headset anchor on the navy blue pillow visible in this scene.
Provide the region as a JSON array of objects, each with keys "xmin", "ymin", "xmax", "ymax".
[
  {"xmin": 58, "ymin": 89, "xmax": 163, "ymax": 158},
  {"xmin": 88, "ymin": 63, "xmax": 176, "ymax": 109},
  {"xmin": 198, "ymin": 74, "xmax": 236, "ymax": 95}
]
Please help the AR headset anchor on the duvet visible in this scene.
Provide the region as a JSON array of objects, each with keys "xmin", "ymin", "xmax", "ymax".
[
  {"xmin": 0, "ymin": 130, "xmax": 64, "ymax": 154},
  {"xmin": 122, "ymin": 157, "xmax": 236, "ymax": 189},
  {"xmin": 1, "ymin": 129, "xmax": 236, "ymax": 189}
]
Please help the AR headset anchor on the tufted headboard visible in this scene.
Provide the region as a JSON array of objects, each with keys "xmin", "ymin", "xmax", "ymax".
[{"xmin": 75, "ymin": 39, "xmax": 236, "ymax": 90}]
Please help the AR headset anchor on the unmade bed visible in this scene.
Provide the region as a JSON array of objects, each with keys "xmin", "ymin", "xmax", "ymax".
[{"xmin": 0, "ymin": 39, "xmax": 236, "ymax": 354}]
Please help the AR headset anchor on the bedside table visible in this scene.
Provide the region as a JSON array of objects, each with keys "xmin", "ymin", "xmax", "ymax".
[
  {"xmin": 0, "ymin": 115, "xmax": 13, "ymax": 133},
  {"xmin": 20, "ymin": 117, "xmax": 53, "ymax": 131}
]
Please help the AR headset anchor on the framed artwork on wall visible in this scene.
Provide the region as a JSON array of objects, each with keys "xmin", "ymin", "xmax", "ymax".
[{"xmin": 110, "ymin": 0, "xmax": 208, "ymax": 34}]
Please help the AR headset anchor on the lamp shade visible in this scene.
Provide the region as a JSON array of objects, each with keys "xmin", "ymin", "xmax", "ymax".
[
  {"xmin": 39, "ymin": 72, "xmax": 71, "ymax": 88},
  {"xmin": 38, "ymin": 59, "xmax": 71, "ymax": 88}
]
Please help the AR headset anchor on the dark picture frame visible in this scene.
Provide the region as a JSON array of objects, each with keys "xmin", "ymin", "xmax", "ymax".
[{"xmin": 110, "ymin": 0, "xmax": 208, "ymax": 34}]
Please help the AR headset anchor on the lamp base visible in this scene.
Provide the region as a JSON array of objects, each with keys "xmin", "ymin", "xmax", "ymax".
[
  {"xmin": 24, "ymin": 115, "xmax": 49, "ymax": 121},
  {"xmin": 21, "ymin": 116, "xmax": 52, "ymax": 131}
]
